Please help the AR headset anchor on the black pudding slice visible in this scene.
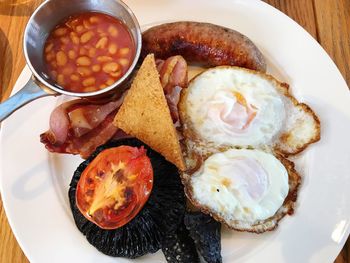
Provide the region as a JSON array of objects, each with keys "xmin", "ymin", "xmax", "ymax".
[
  {"xmin": 68, "ymin": 138, "xmax": 186, "ymax": 258},
  {"xmin": 184, "ymin": 212, "xmax": 222, "ymax": 263},
  {"xmin": 161, "ymin": 223, "xmax": 200, "ymax": 263}
]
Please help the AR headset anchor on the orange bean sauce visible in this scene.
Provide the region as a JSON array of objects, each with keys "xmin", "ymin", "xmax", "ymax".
[{"xmin": 44, "ymin": 12, "xmax": 135, "ymax": 93}]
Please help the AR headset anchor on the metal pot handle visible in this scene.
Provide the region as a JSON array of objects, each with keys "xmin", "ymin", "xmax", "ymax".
[{"xmin": 0, "ymin": 77, "xmax": 57, "ymax": 122}]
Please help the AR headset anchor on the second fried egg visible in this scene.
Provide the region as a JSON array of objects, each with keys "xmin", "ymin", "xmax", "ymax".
[{"xmin": 189, "ymin": 149, "xmax": 289, "ymax": 225}]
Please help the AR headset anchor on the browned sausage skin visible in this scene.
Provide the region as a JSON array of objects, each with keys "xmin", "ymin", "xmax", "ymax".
[{"xmin": 142, "ymin": 21, "xmax": 267, "ymax": 72}]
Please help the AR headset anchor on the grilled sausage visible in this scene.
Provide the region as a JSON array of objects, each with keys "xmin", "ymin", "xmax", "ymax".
[{"xmin": 142, "ymin": 21, "xmax": 266, "ymax": 72}]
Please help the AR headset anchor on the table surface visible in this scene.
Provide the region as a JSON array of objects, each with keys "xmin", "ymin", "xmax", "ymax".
[{"xmin": 0, "ymin": 0, "xmax": 349, "ymax": 262}]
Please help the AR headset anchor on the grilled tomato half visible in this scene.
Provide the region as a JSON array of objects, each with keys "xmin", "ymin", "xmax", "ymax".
[{"xmin": 76, "ymin": 146, "xmax": 153, "ymax": 229}]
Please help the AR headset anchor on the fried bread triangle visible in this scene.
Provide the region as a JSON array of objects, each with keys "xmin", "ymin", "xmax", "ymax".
[{"xmin": 114, "ymin": 54, "xmax": 185, "ymax": 170}]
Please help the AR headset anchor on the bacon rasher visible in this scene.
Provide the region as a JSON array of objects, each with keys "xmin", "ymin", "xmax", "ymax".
[{"xmin": 40, "ymin": 55, "xmax": 188, "ymax": 158}]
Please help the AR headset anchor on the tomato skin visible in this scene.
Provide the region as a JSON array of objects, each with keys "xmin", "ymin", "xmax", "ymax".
[{"xmin": 76, "ymin": 146, "xmax": 153, "ymax": 229}]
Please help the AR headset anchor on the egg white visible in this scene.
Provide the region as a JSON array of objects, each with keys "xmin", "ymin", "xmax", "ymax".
[{"xmin": 190, "ymin": 149, "xmax": 289, "ymax": 223}]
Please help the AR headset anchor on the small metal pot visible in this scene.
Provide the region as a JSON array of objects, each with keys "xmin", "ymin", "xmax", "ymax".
[{"xmin": 0, "ymin": 0, "xmax": 141, "ymax": 122}]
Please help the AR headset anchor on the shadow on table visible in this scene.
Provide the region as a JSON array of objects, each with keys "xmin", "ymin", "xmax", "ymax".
[
  {"xmin": 0, "ymin": 28, "xmax": 13, "ymax": 102},
  {"xmin": 0, "ymin": 0, "xmax": 38, "ymax": 16}
]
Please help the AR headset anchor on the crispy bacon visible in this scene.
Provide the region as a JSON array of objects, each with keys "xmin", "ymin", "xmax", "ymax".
[
  {"xmin": 40, "ymin": 97, "xmax": 124, "ymax": 158},
  {"xmin": 156, "ymin": 55, "xmax": 188, "ymax": 124}
]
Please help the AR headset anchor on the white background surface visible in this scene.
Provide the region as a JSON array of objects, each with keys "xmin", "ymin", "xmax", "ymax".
[{"xmin": 1, "ymin": 0, "xmax": 350, "ymax": 262}]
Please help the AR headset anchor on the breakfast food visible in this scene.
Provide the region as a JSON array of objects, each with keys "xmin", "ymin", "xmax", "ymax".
[
  {"xmin": 114, "ymin": 54, "xmax": 186, "ymax": 170},
  {"xmin": 161, "ymin": 211, "xmax": 222, "ymax": 263},
  {"xmin": 157, "ymin": 55, "xmax": 188, "ymax": 94},
  {"xmin": 142, "ymin": 21, "xmax": 266, "ymax": 72},
  {"xmin": 40, "ymin": 55, "xmax": 187, "ymax": 159},
  {"xmin": 156, "ymin": 55, "xmax": 188, "ymax": 124},
  {"xmin": 69, "ymin": 138, "xmax": 186, "ymax": 258},
  {"xmin": 181, "ymin": 149, "xmax": 300, "ymax": 233},
  {"xmin": 161, "ymin": 223, "xmax": 199, "ymax": 263},
  {"xmin": 179, "ymin": 66, "xmax": 320, "ymax": 156},
  {"xmin": 44, "ymin": 12, "xmax": 135, "ymax": 92},
  {"xmin": 75, "ymin": 146, "xmax": 153, "ymax": 229},
  {"xmin": 69, "ymin": 138, "xmax": 221, "ymax": 261},
  {"xmin": 37, "ymin": 16, "xmax": 321, "ymax": 261},
  {"xmin": 40, "ymin": 97, "xmax": 124, "ymax": 158},
  {"xmin": 184, "ymin": 212, "xmax": 222, "ymax": 263}
]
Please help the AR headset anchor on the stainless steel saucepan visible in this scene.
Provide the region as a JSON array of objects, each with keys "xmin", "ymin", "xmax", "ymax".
[{"xmin": 0, "ymin": 0, "xmax": 141, "ymax": 122}]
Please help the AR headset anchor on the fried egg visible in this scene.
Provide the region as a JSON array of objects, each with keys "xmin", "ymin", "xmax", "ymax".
[
  {"xmin": 178, "ymin": 66, "xmax": 316, "ymax": 233},
  {"xmin": 179, "ymin": 66, "xmax": 320, "ymax": 156},
  {"xmin": 183, "ymin": 149, "xmax": 301, "ymax": 232}
]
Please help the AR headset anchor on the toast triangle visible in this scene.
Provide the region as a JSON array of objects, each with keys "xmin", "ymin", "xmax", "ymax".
[{"xmin": 114, "ymin": 54, "xmax": 186, "ymax": 170}]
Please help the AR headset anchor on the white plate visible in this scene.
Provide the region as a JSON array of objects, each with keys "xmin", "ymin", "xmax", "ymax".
[{"xmin": 1, "ymin": 0, "xmax": 350, "ymax": 262}]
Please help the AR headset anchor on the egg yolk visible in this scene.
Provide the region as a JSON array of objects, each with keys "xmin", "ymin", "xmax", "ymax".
[
  {"xmin": 207, "ymin": 91, "xmax": 257, "ymax": 134},
  {"xmin": 190, "ymin": 149, "xmax": 289, "ymax": 222},
  {"xmin": 218, "ymin": 156, "xmax": 269, "ymax": 201}
]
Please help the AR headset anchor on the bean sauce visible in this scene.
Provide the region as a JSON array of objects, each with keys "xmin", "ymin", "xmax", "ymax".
[{"xmin": 44, "ymin": 12, "xmax": 135, "ymax": 92}]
